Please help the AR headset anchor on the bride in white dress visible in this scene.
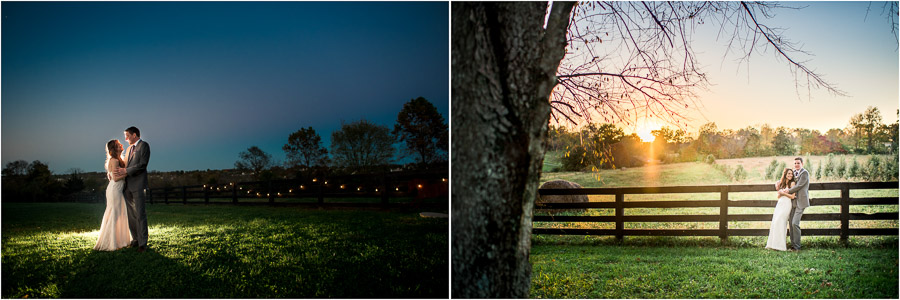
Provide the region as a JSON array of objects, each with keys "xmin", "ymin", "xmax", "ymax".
[
  {"xmin": 94, "ymin": 139, "xmax": 132, "ymax": 251},
  {"xmin": 765, "ymin": 168, "xmax": 797, "ymax": 251}
]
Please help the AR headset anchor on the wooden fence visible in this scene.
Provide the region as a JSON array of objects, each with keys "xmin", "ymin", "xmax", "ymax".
[
  {"xmin": 534, "ymin": 182, "xmax": 899, "ymax": 240},
  {"xmin": 144, "ymin": 169, "xmax": 448, "ymax": 208}
]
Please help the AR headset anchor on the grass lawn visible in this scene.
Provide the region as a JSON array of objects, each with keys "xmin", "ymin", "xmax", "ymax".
[
  {"xmin": 530, "ymin": 237, "xmax": 899, "ymax": 298},
  {"xmin": 1, "ymin": 202, "xmax": 448, "ymax": 298}
]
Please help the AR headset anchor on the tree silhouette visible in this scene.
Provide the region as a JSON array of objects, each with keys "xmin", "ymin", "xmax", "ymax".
[
  {"xmin": 283, "ymin": 127, "xmax": 328, "ymax": 171},
  {"xmin": 331, "ymin": 120, "xmax": 394, "ymax": 172},
  {"xmin": 234, "ymin": 146, "xmax": 273, "ymax": 178},
  {"xmin": 393, "ymin": 97, "xmax": 448, "ymax": 167}
]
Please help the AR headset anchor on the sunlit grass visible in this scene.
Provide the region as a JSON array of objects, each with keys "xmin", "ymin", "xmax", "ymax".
[{"xmin": 1, "ymin": 203, "xmax": 448, "ymax": 298}]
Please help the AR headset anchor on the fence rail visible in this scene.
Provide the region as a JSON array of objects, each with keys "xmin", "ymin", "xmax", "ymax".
[
  {"xmin": 143, "ymin": 169, "xmax": 448, "ymax": 208},
  {"xmin": 533, "ymin": 181, "xmax": 899, "ymax": 240}
]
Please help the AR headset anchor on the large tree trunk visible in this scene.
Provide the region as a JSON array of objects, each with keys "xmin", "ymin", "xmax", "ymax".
[{"xmin": 451, "ymin": 2, "xmax": 574, "ymax": 298}]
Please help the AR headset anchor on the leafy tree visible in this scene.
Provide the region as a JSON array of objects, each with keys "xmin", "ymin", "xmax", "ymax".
[
  {"xmin": 2, "ymin": 160, "xmax": 29, "ymax": 177},
  {"xmin": 651, "ymin": 126, "xmax": 688, "ymax": 144},
  {"xmin": 282, "ymin": 127, "xmax": 328, "ymax": 171},
  {"xmin": 393, "ymin": 97, "xmax": 448, "ymax": 167},
  {"xmin": 772, "ymin": 128, "xmax": 795, "ymax": 155},
  {"xmin": 331, "ymin": 119, "xmax": 394, "ymax": 172},
  {"xmin": 850, "ymin": 107, "xmax": 884, "ymax": 154},
  {"xmin": 234, "ymin": 146, "xmax": 273, "ymax": 178}
]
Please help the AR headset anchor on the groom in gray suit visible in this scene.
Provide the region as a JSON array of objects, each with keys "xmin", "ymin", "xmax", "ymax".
[
  {"xmin": 780, "ymin": 157, "xmax": 810, "ymax": 251},
  {"xmin": 117, "ymin": 126, "xmax": 151, "ymax": 252}
]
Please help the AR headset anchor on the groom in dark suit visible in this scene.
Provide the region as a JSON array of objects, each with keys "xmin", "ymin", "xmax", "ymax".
[
  {"xmin": 117, "ymin": 126, "xmax": 151, "ymax": 252},
  {"xmin": 780, "ymin": 157, "xmax": 810, "ymax": 251}
]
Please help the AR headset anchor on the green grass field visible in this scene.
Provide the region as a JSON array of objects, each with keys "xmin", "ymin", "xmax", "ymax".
[
  {"xmin": 534, "ymin": 152, "xmax": 898, "ymax": 298},
  {"xmin": 1, "ymin": 203, "xmax": 448, "ymax": 298},
  {"xmin": 531, "ymin": 238, "xmax": 898, "ymax": 298}
]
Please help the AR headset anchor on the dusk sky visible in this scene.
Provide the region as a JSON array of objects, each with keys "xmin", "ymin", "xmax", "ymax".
[
  {"xmin": 554, "ymin": 1, "xmax": 899, "ymax": 140},
  {"xmin": 2, "ymin": 2, "xmax": 449, "ymax": 173}
]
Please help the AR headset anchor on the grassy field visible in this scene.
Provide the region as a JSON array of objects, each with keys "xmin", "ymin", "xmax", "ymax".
[
  {"xmin": 534, "ymin": 152, "xmax": 898, "ymax": 298},
  {"xmin": 1, "ymin": 203, "xmax": 448, "ymax": 298},
  {"xmin": 531, "ymin": 238, "xmax": 898, "ymax": 298}
]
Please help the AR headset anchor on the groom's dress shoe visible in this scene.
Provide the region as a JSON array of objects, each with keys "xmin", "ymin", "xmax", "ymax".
[{"xmin": 137, "ymin": 246, "xmax": 146, "ymax": 253}]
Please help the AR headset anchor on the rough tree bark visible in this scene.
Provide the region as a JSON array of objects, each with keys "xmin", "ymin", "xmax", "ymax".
[{"xmin": 451, "ymin": 2, "xmax": 575, "ymax": 298}]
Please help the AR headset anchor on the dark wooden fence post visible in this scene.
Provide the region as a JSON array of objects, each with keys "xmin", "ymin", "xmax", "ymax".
[
  {"xmin": 164, "ymin": 187, "xmax": 169, "ymax": 204},
  {"xmin": 615, "ymin": 193, "xmax": 624, "ymax": 240},
  {"xmin": 268, "ymin": 180, "xmax": 275, "ymax": 203},
  {"xmin": 381, "ymin": 173, "xmax": 390, "ymax": 206},
  {"xmin": 840, "ymin": 183, "xmax": 850, "ymax": 242},
  {"xmin": 148, "ymin": 189, "xmax": 154, "ymax": 204},
  {"xmin": 232, "ymin": 183, "xmax": 238, "ymax": 204},
  {"xmin": 182, "ymin": 186, "xmax": 187, "ymax": 204},
  {"xmin": 204, "ymin": 186, "xmax": 209, "ymax": 204},
  {"xmin": 720, "ymin": 186, "xmax": 729, "ymax": 241}
]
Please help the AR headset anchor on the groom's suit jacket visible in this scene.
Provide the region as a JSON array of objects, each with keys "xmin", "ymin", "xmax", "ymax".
[
  {"xmin": 125, "ymin": 140, "xmax": 150, "ymax": 193},
  {"xmin": 786, "ymin": 168, "xmax": 810, "ymax": 208}
]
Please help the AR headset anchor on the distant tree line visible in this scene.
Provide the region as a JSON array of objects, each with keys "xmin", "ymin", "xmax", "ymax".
[
  {"xmin": 1, "ymin": 161, "xmax": 90, "ymax": 202},
  {"xmin": 549, "ymin": 106, "xmax": 899, "ymax": 171},
  {"xmin": 234, "ymin": 97, "xmax": 448, "ymax": 180}
]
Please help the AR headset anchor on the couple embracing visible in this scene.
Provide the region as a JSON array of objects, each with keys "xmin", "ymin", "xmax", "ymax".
[
  {"xmin": 765, "ymin": 157, "xmax": 810, "ymax": 252},
  {"xmin": 93, "ymin": 126, "xmax": 151, "ymax": 252}
]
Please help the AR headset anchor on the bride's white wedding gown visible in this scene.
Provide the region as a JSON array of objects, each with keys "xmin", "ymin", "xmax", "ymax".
[
  {"xmin": 93, "ymin": 161, "xmax": 131, "ymax": 251},
  {"xmin": 765, "ymin": 194, "xmax": 792, "ymax": 251}
]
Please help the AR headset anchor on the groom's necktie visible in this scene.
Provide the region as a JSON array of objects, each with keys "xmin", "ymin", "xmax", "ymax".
[{"xmin": 128, "ymin": 145, "xmax": 136, "ymax": 163}]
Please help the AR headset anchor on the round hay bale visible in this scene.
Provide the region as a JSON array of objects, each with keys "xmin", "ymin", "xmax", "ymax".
[{"xmin": 536, "ymin": 180, "xmax": 588, "ymax": 213}]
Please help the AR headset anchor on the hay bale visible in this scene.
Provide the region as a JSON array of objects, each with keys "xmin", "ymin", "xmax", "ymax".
[{"xmin": 536, "ymin": 180, "xmax": 588, "ymax": 213}]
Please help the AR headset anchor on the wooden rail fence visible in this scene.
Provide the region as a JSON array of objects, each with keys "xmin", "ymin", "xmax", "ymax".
[
  {"xmin": 143, "ymin": 169, "xmax": 448, "ymax": 208},
  {"xmin": 534, "ymin": 182, "xmax": 899, "ymax": 240}
]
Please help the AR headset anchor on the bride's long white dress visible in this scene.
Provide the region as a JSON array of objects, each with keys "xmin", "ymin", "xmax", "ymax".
[
  {"xmin": 93, "ymin": 161, "xmax": 131, "ymax": 251},
  {"xmin": 765, "ymin": 194, "xmax": 792, "ymax": 251}
]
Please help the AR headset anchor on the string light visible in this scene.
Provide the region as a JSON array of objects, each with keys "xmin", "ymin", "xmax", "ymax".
[
  {"xmin": 417, "ymin": 184, "xmax": 423, "ymax": 189},
  {"xmin": 312, "ymin": 178, "xmax": 317, "ymax": 182},
  {"xmin": 340, "ymin": 184, "xmax": 345, "ymax": 189}
]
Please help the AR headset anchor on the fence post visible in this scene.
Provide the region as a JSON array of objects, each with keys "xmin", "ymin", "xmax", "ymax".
[
  {"xmin": 840, "ymin": 183, "xmax": 850, "ymax": 242},
  {"xmin": 164, "ymin": 187, "xmax": 169, "ymax": 204},
  {"xmin": 232, "ymin": 183, "xmax": 238, "ymax": 204},
  {"xmin": 615, "ymin": 193, "xmax": 624, "ymax": 240},
  {"xmin": 204, "ymin": 186, "xmax": 209, "ymax": 204},
  {"xmin": 182, "ymin": 186, "xmax": 187, "ymax": 204},
  {"xmin": 382, "ymin": 173, "xmax": 390, "ymax": 206},
  {"xmin": 720, "ymin": 186, "xmax": 729, "ymax": 241},
  {"xmin": 148, "ymin": 189, "xmax": 154, "ymax": 204},
  {"xmin": 268, "ymin": 180, "xmax": 275, "ymax": 204}
]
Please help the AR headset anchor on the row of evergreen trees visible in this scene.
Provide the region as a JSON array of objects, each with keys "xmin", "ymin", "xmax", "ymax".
[{"xmin": 765, "ymin": 154, "xmax": 899, "ymax": 182}]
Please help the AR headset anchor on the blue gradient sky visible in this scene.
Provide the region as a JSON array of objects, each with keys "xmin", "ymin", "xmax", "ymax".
[{"xmin": 2, "ymin": 2, "xmax": 449, "ymax": 173}]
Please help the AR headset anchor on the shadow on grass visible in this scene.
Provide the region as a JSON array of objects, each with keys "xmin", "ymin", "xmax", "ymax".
[{"xmin": 61, "ymin": 247, "xmax": 224, "ymax": 298}]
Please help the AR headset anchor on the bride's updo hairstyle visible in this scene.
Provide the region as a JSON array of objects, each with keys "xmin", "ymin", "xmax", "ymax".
[
  {"xmin": 777, "ymin": 168, "xmax": 796, "ymax": 190},
  {"xmin": 106, "ymin": 140, "xmax": 125, "ymax": 168}
]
